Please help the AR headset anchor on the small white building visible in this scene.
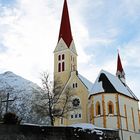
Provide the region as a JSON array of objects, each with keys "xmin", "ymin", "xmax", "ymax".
[{"xmin": 89, "ymin": 54, "xmax": 140, "ymax": 140}]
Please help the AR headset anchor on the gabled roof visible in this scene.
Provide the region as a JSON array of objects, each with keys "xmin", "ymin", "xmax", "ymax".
[
  {"xmin": 58, "ymin": 0, "xmax": 73, "ymax": 47},
  {"xmin": 78, "ymin": 74, "xmax": 93, "ymax": 92},
  {"xmin": 90, "ymin": 70, "xmax": 139, "ymax": 101}
]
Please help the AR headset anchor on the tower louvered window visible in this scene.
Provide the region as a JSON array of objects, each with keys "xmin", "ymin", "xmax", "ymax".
[
  {"xmin": 62, "ymin": 62, "xmax": 65, "ymax": 71},
  {"xmin": 58, "ymin": 54, "xmax": 65, "ymax": 72},
  {"xmin": 62, "ymin": 54, "xmax": 65, "ymax": 60},
  {"xmin": 58, "ymin": 63, "xmax": 61, "ymax": 72}
]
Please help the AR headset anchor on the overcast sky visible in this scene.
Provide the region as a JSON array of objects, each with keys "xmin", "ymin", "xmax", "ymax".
[{"xmin": 0, "ymin": 0, "xmax": 140, "ymax": 101}]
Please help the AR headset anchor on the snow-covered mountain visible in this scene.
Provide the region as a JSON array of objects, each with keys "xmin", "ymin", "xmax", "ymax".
[{"xmin": 0, "ymin": 71, "xmax": 49, "ymax": 124}]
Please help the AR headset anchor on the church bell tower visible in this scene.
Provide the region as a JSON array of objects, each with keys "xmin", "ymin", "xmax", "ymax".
[{"xmin": 54, "ymin": 0, "xmax": 77, "ymax": 86}]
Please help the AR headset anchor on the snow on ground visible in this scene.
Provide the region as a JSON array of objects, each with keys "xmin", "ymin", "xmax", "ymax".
[
  {"xmin": 71, "ymin": 123, "xmax": 98, "ymax": 129},
  {"xmin": 70, "ymin": 123, "xmax": 104, "ymax": 135}
]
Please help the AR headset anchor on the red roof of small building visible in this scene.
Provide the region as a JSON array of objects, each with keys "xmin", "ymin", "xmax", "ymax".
[{"xmin": 58, "ymin": 0, "xmax": 73, "ymax": 47}]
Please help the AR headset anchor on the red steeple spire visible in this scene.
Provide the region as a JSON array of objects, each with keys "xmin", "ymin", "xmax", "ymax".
[
  {"xmin": 58, "ymin": 0, "xmax": 73, "ymax": 47},
  {"xmin": 117, "ymin": 53, "xmax": 123, "ymax": 73},
  {"xmin": 116, "ymin": 52, "xmax": 125, "ymax": 83}
]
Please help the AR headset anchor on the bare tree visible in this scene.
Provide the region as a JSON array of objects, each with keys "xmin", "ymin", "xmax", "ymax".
[{"xmin": 32, "ymin": 72, "xmax": 77, "ymax": 126}]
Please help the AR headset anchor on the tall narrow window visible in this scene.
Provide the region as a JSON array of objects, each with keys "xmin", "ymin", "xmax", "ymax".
[
  {"xmin": 73, "ymin": 83, "xmax": 75, "ymax": 88},
  {"xmin": 108, "ymin": 101, "xmax": 114, "ymax": 114},
  {"xmin": 71, "ymin": 115, "xmax": 73, "ymax": 119},
  {"xmin": 131, "ymin": 107, "xmax": 135, "ymax": 131},
  {"xmin": 79, "ymin": 114, "xmax": 81, "ymax": 118},
  {"xmin": 58, "ymin": 63, "xmax": 61, "ymax": 72},
  {"xmin": 62, "ymin": 54, "xmax": 65, "ymax": 60},
  {"xmin": 60, "ymin": 117, "xmax": 63, "ymax": 125},
  {"xmin": 58, "ymin": 55, "xmax": 61, "ymax": 61},
  {"xmin": 96, "ymin": 102, "xmax": 101, "ymax": 116},
  {"xmin": 62, "ymin": 62, "xmax": 65, "ymax": 71}
]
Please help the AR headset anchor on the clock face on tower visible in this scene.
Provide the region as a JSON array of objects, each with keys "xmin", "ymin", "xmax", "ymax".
[{"xmin": 72, "ymin": 98, "xmax": 80, "ymax": 107}]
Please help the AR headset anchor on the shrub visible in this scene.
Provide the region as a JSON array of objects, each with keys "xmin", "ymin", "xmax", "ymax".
[{"xmin": 3, "ymin": 112, "xmax": 21, "ymax": 124}]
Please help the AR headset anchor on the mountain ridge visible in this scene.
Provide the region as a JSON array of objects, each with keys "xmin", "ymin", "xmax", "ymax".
[{"xmin": 0, "ymin": 71, "xmax": 49, "ymax": 124}]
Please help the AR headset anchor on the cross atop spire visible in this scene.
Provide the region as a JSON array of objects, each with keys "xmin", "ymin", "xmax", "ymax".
[
  {"xmin": 58, "ymin": 0, "xmax": 73, "ymax": 47},
  {"xmin": 116, "ymin": 52, "xmax": 126, "ymax": 84}
]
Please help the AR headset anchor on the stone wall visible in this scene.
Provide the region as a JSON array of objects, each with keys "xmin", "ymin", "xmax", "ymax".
[{"xmin": 0, "ymin": 124, "xmax": 120, "ymax": 140}]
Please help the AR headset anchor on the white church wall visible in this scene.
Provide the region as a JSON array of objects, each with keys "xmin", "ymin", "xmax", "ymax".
[
  {"xmin": 104, "ymin": 94, "xmax": 118, "ymax": 129},
  {"xmin": 120, "ymin": 130, "xmax": 140, "ymax": 140},
  {"xmin": 94, "ymin": 94, "xmax": 103, "ymax": 115},
  {"xmin": 106, "ymin": 116, "xmax": 117, "ymax": 129},
  {"xmin": 93, "ymin": 94, "xmax": 103, "ymax": 128},
  {"xmin": 104, "ymin": 94, "xmax": 116, "ymax": 114},
  {"xmin": 121, "ymin": 117, "xmax": 127, "ymax": 130},
  {"xmin": 90, "ymin": 93, "xmax": 140, "ymax": 139},
  {"xmin": 119, "ymin": 95, "xmax": 140, "ymax": 132},
  {"xmin": 95, "ymin": 117, "xmax": 104, "ymax": 128}
]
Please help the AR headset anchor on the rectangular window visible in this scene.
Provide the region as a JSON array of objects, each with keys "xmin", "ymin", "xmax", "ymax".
[
  {"xmin": 60, "ymin": 118, "xmax": 63, "ymax": 125},
  {"xmin": 79, "ymin": 114, "xmax": 81, "ymax": 118},
  {"xmin": 71, "ymin": 115, "xmax": 73, "ymax": 119},
  {"xmin": 73, "ymin": 83, "xmax": 77, "ymax": 88},
  {"xmin": 73, "ymin": 83, "xmax": 75, "ymax": 88},
  {"xmin": 75, "ymin": 114, "xmax": 77, "ymax": 118}
]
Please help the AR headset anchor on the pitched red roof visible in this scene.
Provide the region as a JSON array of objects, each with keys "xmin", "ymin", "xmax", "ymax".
[
  {"xmin": 117, "ymin": 53, "xmax": 123, "ymax": 73},
  {"xmin": 58, "ymin": 0, "xmax": 73, "ymax": 47}
]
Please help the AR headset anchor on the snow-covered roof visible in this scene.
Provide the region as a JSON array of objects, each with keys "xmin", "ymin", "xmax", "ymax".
[
  {"xmin": 78, "ymin": 74, "xmax": 93, "ymax": 92},
  {"xmin": 90, "ymin": 70, "xmax": 139, "ymax": 101}
]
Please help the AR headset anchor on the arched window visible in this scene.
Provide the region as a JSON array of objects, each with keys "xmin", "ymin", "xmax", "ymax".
[
  {"xmin": 58, "ymin": 63, "xmax": 61, "ymax": 72},
  {"xmin": 62, "ymin": 62, "xmax": 65, "ymax": 71},
  {"xmin": 108, "ymin": 101, "xmax": 114, "ymax": 114},
  {"xmin": 58, "ymin": 55, "xmax": 61, "ymax": 61},
  {"xmin": 96, "ymin": 102, "xmax": 101, "ymax": 116},
  {"xmin": 62, "ymin": 54, "xmax": 65, "ymax": 60}
]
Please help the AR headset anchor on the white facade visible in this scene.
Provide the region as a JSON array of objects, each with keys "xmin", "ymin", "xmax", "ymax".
[
  {"xmin": 89, "ymin": 70, "xmax": 140, "ymax": 140},
  {"xmin": 89, "ymin": 93, "xmax": 140, "ymax": 140}
]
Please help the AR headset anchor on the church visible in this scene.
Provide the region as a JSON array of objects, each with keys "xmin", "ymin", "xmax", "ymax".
[{"xmin": 53, "ymin": 0, "xmax": 140, "ymax": 140}]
